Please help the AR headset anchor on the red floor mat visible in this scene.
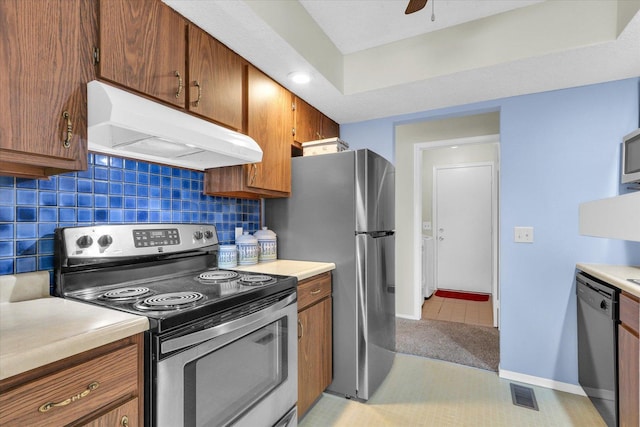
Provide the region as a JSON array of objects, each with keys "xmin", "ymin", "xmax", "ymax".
[{"xmin": 435, "ymin": 290, "xmax": 490, "ymax": 302}]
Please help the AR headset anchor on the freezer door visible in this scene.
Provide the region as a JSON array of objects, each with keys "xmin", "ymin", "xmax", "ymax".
[
  {"xmin": 355, "ymin": 232, "xmax": 396, "ymax": 400},
  {"xmin": 355, "ymin": 150, "xmax": 395, "ymax": 233}
]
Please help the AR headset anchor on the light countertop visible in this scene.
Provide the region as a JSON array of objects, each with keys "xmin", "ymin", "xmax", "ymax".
[
  {"xmin": 0, "ymin": 272, "xmax": 149, "ymax": 381},
  {"xmin": 232, "ymin": 259, "xmax": 335, "ymax": 281},
  {"xmin": 576, "ymin": 263, "xmax": 640, "ymax": 298}
]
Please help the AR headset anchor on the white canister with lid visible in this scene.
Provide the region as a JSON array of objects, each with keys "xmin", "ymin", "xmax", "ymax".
[
  {"xmin": 254, "ymin": 227, "xmax": 277, "ymax": 262},
  {"xmin": 218, "ymin": 245, "xmax": 237, "ymax": 268},
  {"xmin": 236, "ymin": 232, "xmax": 258, "ymax": 265}
]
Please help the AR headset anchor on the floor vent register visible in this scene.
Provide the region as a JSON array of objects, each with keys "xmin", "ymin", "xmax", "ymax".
[{"xmin": 510, "ymin": 383, "xmax": 539, "ymax": 411}]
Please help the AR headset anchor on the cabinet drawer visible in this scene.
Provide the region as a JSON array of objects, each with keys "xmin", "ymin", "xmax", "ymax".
[
  {"xmin": 298, "ymin": 272, "xmax": 331, "ymax": 311},
  {"xmin": 0, "ymin": 344, "xmax": 138, "ymax": 426},
  {"xmin": 620, "ymin": 292, "xmax": 639, "ymax": 335},
  {"xmin": 81, "ymin": 397, "xmax": 139, "ymax": 427}
]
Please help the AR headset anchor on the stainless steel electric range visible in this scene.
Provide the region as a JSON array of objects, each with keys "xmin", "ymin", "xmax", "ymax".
[{"xmin": 54, "ymin": 223, "xmax": 298, "ymax": 427}]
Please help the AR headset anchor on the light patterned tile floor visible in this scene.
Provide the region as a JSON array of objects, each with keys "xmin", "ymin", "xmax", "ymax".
[
  {"xmin": 422, "ymin": 295, "xmax": 493, "ymax": 327},
  {"xmin": 299, "ymin": 354, "xmax": 605, "ymax": 427}
]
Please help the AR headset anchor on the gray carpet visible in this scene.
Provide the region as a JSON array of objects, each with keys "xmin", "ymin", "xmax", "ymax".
[{"xmin": 395, "ymin": 317, "xmax": 499, "ymax": 372}]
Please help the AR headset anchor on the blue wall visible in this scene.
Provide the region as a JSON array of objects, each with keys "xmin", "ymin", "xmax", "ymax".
[
  {"xmin": 342, "ymin": 78, "xmax": 640, "ymax": 384},
  {"xmin": 0, "ymin": 154, "xmax": 261, "ymax": 282}
]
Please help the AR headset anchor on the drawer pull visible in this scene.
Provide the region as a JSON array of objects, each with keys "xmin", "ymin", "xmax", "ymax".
[
  {"xmin": 121, "ymin": 415, "xmax": 129, "ymax": 427},
  {"xmin": 298, "ymin": 319, "xmax": 303, "ymax": 340},
  {"xmin": 310, "ymin": 289, "xmax": 321, "ymax": 295},
  {"xmin": 38, "ymin": 381, "xmax": 99, "ymax": 413}
]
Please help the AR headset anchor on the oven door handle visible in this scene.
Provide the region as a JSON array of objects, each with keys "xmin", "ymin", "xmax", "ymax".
[{"xmin": 161, "ymin": 292, "xmax": 296, "ymax": 354}]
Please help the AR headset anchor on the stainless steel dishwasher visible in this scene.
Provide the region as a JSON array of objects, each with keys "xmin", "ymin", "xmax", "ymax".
[{"xmin": 576, "ymin": 271, "xmax": 619, "ymax": 427}]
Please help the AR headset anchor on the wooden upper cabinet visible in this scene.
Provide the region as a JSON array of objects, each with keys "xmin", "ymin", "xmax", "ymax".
[
  {"xmin": 187, "ymin": 24, "xmax": 244, "ymax": 131},
  {"xmin": 98, "ymin": 0, "xmax": 186, "ymax": 108},
  {"xmin": 246, "ymin": 66, "xmax": 292, "ymax": 193},
  {"xmin": 0, "ymin": 0, "xmax": 95, "ymax": 178},
  {"xmin": 293, "ymin": 96, "xmax": 339, "ymax": 145}
]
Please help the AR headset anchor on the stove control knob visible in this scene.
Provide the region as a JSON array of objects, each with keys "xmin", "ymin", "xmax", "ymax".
[
  {"xmin": 193, "ymin": 231, "xmax": 204, "ymax": 240},
  {"xmin": 98, "ymin": 235, "xmax": 113, "ymax": 248},
  {"xmin": 76, "ymin": 235, "xmax": 93, "ymax": 248},
  {"xmin": 204, "ymin": 230, "xmax": 214, "ymax": 239}
]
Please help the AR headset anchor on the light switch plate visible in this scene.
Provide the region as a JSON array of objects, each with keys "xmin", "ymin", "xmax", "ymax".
[
  {"xmin": 514, "ymin": 226, "xmax": 534, "ymax": 243},
  {"xmin": 422, "ymin": 221, "xmax": 431, "ymax": 231}
]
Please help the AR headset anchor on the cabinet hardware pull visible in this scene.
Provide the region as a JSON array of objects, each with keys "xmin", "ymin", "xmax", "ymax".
[
  {"xmin": 298, "ymin": 319, "xmax": 303, "ymax": 340},
  {"xmin": 62, "ymin": 111, "xmax": 72, "ymax": 148},
  {"xmin": 192, "ymin": 80, "xmax": 202, "ymax": 107},
  {"xmin": 121, "ymin": 415, "xmax": 129, "ymax": 427},
  {"xmin": 38, "ymin": 381, "xmax": 99, "ymax": 413},
  {"xmin": 310, "ymin": 289, "xmax": 321, "ymax": 295},
  {"xmin": 175, "ymin": 71, "xmax": 183, "ymax": 98}
]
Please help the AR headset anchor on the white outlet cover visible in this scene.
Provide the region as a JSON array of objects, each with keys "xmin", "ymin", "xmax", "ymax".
[{"xmin": 514, "ymin": 226, "xmax": 534, "ymax": 243}]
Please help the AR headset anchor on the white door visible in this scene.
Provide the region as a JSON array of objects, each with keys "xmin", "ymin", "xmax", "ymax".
[{"xmin": 434, "ymin": 164, "xmax": 493, "ymax": 294}]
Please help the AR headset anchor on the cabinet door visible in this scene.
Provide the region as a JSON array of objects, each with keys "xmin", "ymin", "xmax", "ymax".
[
  {"xmin": 321, "ymin": 116, "xmax": 340, "ymax": 139},
  {"xmin": 99, "ymin": 0, "xmax": 186, "ymax": 108},
  {"xmin": 188, "ymin": 25, "xmax": 244, "ymax": 131},
  {"xmin": 618, "ymin": 324, "xmax": 639, "ymax": 427},
  {"xmin": 294, "ymin": 97, "xmax": 321, "ymax": 144},
  {"xmin": 246, "ymin": 66, "xmax": 292, "ymax": 193},
  {"xmin": 81, "ymin": 397, "xmax": 138, "ymax": 427},
  {"xmin": 297, "ymin": 297, "xmax": 332, "ymax": 417},
  {"xmin": 0, "ymin": 0, "xmax": 93, "ymax": 177}
]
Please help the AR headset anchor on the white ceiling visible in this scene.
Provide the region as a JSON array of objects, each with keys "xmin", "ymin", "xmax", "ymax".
[{"xmin": 164, "ymin": 0, "xmax": 640, "ymax": 124}]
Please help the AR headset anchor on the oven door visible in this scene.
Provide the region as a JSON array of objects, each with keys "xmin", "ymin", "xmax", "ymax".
[{"xmin": 155, "ymin": 292, "xmax": 297, "ymax": 427}]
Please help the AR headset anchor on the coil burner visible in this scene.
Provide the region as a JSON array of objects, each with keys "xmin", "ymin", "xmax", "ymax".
[
  {"xmin": 99, "ymin": 287, "xmax": 152, "ymax": 301},
  {"xmin": 135, "ymin": 291, "xmax": 204, "ymax": 311},
  {"xmin": 239, "ymin": 274, "xmax": 277, "ymax": 287},
  {"xmin": 198, "ymin": 270, "xmax": 240, "ymax": 283}
]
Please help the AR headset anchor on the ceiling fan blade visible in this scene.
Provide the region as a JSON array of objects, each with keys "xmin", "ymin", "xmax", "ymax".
[{"xmin": 405, "ymin": 0, "xmax": 428, "ymax": 14}]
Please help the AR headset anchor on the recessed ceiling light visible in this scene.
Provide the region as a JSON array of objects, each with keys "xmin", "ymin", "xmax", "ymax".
[{"xmin": 288, "ymin": 71, "xmax": 311, "ymax": 84}]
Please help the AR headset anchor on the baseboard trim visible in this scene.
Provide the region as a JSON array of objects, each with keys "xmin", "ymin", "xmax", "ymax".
[
  {"xmin": 499, "ymin": 368, "xmax": 586, "ymax": 396},
  {"xmin": 396, "ymin": 313, "xmax": 420, "ymax": 320}
]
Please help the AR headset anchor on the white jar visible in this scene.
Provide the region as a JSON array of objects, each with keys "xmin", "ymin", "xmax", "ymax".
[
  {"xmin": 218, "ymin": 245, "xmax": 237, "ymax": 268},
  {"xmin": 236, "ymin": 232, "xmax": 258, "ymax": 265},
  {"xmin": 254, "ymin": 227, "xmax": 277, "ymax": 262}
]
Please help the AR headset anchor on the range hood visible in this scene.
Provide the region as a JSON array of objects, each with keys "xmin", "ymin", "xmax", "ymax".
[{"xmin": 87, "ymin": 80, "xmax": 262, "ymax": 170}]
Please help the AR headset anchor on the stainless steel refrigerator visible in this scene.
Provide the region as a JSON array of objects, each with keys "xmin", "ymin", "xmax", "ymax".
[{"xmin": 265, "ymin": 149, "xmax": 395, "ymax": 401}]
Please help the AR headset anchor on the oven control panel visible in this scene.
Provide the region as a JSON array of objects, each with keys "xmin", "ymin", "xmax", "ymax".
[{"xmin": 60, "ymin": 224, "xmax": 218, "ymax": 258}]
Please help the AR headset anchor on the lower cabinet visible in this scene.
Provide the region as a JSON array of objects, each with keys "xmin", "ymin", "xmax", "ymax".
[
  {"xmin": 297, "ymin": 272, "xmax": 332, "ymax": 418},
  {"xmin": 0, "ymin": 334, "xmax": 143, "ymax": 427},
  {"xmin": 618, "ymin": 291, "xmax": 639, "ymax": 427}
]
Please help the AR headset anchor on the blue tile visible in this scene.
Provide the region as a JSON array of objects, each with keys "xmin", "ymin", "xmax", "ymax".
[
  {"xmin": 39, "ymin": 177, "xmax": 57, "ymax": 190},
  {"xmin": 16, "ymin": 207, "xmax": 36, "ymax": 222},
  {"xmin": 161, "ymin": 211, "xmax": 172, "ymax": 222},
  {"xmin": 137, "ymin": 198, "xmax": 148, "ymax": 209},
  {"xmin": 94, "ymin": 195, "xmax": 108, "ymax": 208},
  {"xmin": 150, "ymin": 175, "xmax": 160, "ymax": 187},
  {"xmin": 16, "ymin": 223, "xmax": 36, "ymax": 239},
  {"xmin": 0, "ymin": 241, "xmax": 14, "ymax": 256},
  {"xmin": 95, "ymin": 209, "xmax": 108, "ymax": 222},
  {"xmin": 0, "ymin": 224, "xmax": 13, "ymax": 239},
  {"xmin": 124, "ymin": 159, "xmax": 137, "ymax": 170},
  {"xmin": 172, "ymin": 168, "xmax": 181, "ymax": 177},
  {"xmin": 94, "ymin": 181, "xmax": 108, "ymax": 194},
  {"xmin": 0, "ymin": 176, "xmax": 14, "ymax": 187},
  {"xmin": 181, "ymin": 169, "xmax": 191, "ymax": 179},
  {"xmin": 16, "ymin": 257, "xmax": 36, "ymax": 273},
  {"xmin": 16, "ymin": 178, "xmax": 37, "ymax": 189},
  {"xmin": 172, "ymin": 211, "xmax": 181, "ymax": 222},
  {"xmin": 76, "ymin": 167, "xmax": 92, "ymax": 179},
  {"xmin": 38, "ymin": 192, "xmax": 57, "ymax": 206},
  {"xmin": 124, "ymin": 183, "xmax": 137, "ymax": 196},
  {"xmin": 149, "ymin": 211, "xmax": 160, "ymax": 222},
  {"xmin": 124, "ymin": 210, "xmax": 136, "ymax": 222},
  {"xmin": 137, "ymin": 186, "xmax": 149, "ymax": 198},
  {"xmin": 58, "ymin": 193, "xmax": 76, "ymax": 207},
  {"xmin": 124, "ymin": 197, "xmax": 136, "ymax": 209},
  {"xmin": 59, "ymin": 208, "xmax": 75, "ymax": 222},
  {"xmin": 58, "ymin": 176, "xmax": 76, "ymax": 192},
  {"xmin": 38, "ymin": 255, "xmax": 53, "ymax": 270},
  {"xmin": 77, "ymin": 194, "xmax": 93, "ymax": 207},
  {"xmin": 109, "ymin": 169, "xmax": 123, "ymax": 182},
  {"xmin": 109, "ymin": 182, "xmax": 123, "ymax": 195},
  {"xmin": 94, "ymin": 167, "xmax": 108, "ymax": 181},
  {"xmin": 161, "ymin": 188, "xmax": 171, "ymax": 199},
  {"xmin": 0, "ymin": 259, "xmax": 14, "ymax": 274},
  {"xmin": 110, "ymin": 157, "xmax": 123, "ymax": 168},
  {"xmin": 137, "ymin": 173, "xmax": 149, "ymax": 185},
  {"xmin": 0, "ymin": 189, "xmax": 14, "ymax": 205},
  {"xmin": 161, "ymin": 166, "xmax": 171, "ymax": 176},
  {"xmin": 149, "ymin": 199, "xmax": 160, "ymax": 210},
  {"xmin": 161, "ymin": 176, "xmax": 171, "ymax": 187},
  {"xmin": 110, "ymin": 196, "xmax": 123, "ymax": 208},
  {"xmin": 94, "ymin": 154, "xmax": 109, "ymax": 166},
  {"xmin": 181, "ymin": 180, "xmax": 190, "ymax": 190},
  {"xmin": 77, "ymin": 209, "xmax": 93, "ymax": 222},
  {"xmin": 150, "ymin": 164, "xmax": 160, "ymax": 174},
  {"xmin": 150, "ymin": 187, "xmax": 160, "ymax": 198},
  {"xmin": 38, "ymin": 223, "xmax": 57, "ymax": 238},
  {"xmin": 17, "ymin": 240, "xmax": 37, "ymax": 255},
  {"xmin": 137, "ymin": 211, "xmax": 148, "ymax": 222},
  {"xmin": 38, "ymin": 239, "xmax": 54, "ymax": 255},
  {"xmin": 109, "ymin": 209, "xmax": 123, "ymax": 223},
  {"xmin": 124, "ymin": 171, "xmax": 137, "ymax": 183},
  {"xmin": 77, "ymin": 179, "xmax": 93, "ymax": 193},
  {"xmin": 172, "ymin": 190, "xmax": 180, "ymax": 199},
  {"xmin": 161, "ymin": 199, "xmax": 171, "ymax": 210},
  {"xmin": 137, "ymin": 162, "xmax": 149, "ymax": 173}
]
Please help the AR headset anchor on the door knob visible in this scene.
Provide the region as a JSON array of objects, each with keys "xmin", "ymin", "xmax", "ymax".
[{"xmin": 438, "ymin": 236, "xmax": 444, "ymax": 241}]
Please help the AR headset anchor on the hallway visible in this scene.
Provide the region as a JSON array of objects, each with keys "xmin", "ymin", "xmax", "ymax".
[{"xmin": 421, "ymin": 294, "xmax": 493, "ymax": 327}]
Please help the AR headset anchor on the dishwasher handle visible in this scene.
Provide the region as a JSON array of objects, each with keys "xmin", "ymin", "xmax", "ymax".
[{"xmin": 576, "ymin": 272, "xmax": 617, "ymax": 320}]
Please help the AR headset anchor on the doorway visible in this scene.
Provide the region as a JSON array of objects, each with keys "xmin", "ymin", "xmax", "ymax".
[{"xmin": 413, "ymin": 135, "xmax": 500, "ymax": 327}]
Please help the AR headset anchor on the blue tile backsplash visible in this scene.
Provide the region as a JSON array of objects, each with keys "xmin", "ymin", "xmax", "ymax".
[{"xmin": 0, "ymin": 154, "xmax": 261, "ymax": 277}]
